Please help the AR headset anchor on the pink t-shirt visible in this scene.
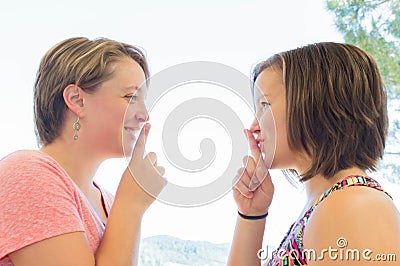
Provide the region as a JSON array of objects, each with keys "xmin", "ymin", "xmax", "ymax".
[{"xmin": 0, "ymin": 150, "xmax": 114, "ymax": 265}]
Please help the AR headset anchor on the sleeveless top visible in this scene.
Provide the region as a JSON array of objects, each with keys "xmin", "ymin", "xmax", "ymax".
[{"xmin": 267, "ymin": 175, "xmax": 392, "ymax": 266}]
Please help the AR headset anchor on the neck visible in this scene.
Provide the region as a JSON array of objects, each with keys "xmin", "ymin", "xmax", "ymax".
[
  {"xmin": 41, "ymin": 137, "xmax": 104, "ymax": 195},
  {"xmin": 301, "ymin": 166, "xmax": 367, "ymax": 207}
]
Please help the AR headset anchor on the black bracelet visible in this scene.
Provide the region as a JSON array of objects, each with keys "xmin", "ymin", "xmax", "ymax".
[{"xmin": 238, "ymin": 210, "xmax": 269, "ymax": 220}]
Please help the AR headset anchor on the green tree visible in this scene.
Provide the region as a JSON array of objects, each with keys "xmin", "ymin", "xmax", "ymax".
[{"xmin": 326, "ymin": 0, "xmax": 400, "ymax": 96}]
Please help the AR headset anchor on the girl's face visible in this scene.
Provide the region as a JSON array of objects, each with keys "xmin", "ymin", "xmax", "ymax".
[
  {"xmin": 251, "ymin": 67, "xmax": 296, "ymax": 169},
  {"xmin": 82, "ymin": 58, "xmax": 148, "ymax": 158}
]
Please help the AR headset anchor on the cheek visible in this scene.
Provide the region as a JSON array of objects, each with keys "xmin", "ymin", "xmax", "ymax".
[
  {"xmin": 124, "ymin": 105, "xmax": 137, "ymax": 120},
  {"xmin": 98, "ymin": 105, "xmax": 126, "ymax": 136},
  {"xmin": 260, "ymin": 111, "xmax": 289, "ymax": 152},
  {"xmin": 274, "ymin": 113, "xmax": 294, "ymax": 164},
  {"xmin": 259, "ymin": 111, "xmax": 276, "ymax": 137}
]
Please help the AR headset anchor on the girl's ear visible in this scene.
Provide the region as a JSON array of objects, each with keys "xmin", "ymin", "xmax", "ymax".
[{"xmin": 63, "ymin": 84, "xmax": 85, "ymax": 118}]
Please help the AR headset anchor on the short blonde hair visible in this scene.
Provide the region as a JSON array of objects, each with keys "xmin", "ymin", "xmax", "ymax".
[
  {"xmin": 252, "ymin": 42, "xmax": 388, "ymax": 181},
  {"xmin": 34, "ymin": 37, "xmax": 149, "ymax": 146}
]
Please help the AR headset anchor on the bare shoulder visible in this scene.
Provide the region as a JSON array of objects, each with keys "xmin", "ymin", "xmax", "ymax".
[{"xmin": 303, "ymin": 185, "xmax": 400, "ymax": 265}]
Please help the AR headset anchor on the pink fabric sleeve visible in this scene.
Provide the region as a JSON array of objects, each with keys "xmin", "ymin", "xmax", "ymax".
[{"xmin": 0, "ymin": 151, "xmax": 86, "ymax": 260}]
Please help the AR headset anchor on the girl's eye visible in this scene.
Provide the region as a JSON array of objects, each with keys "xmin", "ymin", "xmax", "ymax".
[
  {"xmin": 261, "ymin": 101, "xmax": 270, "ymax": 108},
  {"xmin": 125, "ymin": 95, "xmax": 137, "ymax": 102}
]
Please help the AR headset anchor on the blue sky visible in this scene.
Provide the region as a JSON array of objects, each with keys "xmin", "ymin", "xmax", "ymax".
[{"xmin": 3, "ymin": 0, "xmax": 398, "ymax": 246}]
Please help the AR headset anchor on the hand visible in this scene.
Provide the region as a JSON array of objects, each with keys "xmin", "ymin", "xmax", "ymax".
[
  {"xmin": 124, "ymin": 123, "xmax": 167, "ymax": 211},
  {"xmin": 233, "ymin": 129, "xmax": 274, "ymax": 216}
]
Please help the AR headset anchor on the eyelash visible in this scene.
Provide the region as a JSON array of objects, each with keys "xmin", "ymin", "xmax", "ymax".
[
  {"xmin": 125, "ymin": 95, "xmax": 137, "ymax": 102},
  {"xmin": 261, "ymin": 101, "xmax": 270, "ymax": 108}
]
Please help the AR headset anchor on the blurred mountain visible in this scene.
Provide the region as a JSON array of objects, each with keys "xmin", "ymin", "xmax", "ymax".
[{"xmin": 138, "ymin": 235, "xmax": 229, "ymax": 266}]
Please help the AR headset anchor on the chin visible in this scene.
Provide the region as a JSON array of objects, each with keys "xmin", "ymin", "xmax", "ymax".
[
  {"xmin": 262, "ymin": 153, "xmax": 275, "ymax": 169},
  {"xmin": 121, "ymin": 148, "xmax": 133, "ymax": 157}
]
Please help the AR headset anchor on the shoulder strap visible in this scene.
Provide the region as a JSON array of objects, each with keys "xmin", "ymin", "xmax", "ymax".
[{"xmin": 311, "ymin": 175, "xmax": 392, "ymax": 213}]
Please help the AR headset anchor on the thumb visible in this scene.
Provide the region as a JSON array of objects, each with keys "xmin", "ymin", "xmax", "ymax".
[{"xmin": 132, "ymin": 123, "xmax": 151, "ymax": 159}]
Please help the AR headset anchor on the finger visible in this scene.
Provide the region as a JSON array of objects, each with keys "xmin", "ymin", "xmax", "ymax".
[
  {"xmin": 147, "ymin": 152, "xmax": 157, "ymax": 166},
  {"xmin": 242, "ymin": 156, "xmax": 256, "ymax": 177},
  {"xmin": 232, "ymin": 167, "xmax": 250, "ymax": 186},
  {"xmin": 232, "ymin": 168, "xmax": 252, "ymax": 195},
  {"xmin": 244, "ymin": 129, "xmax": 261, "ymax": 164},
  {"xmin": 249, "ymin": 175, "xmax": 261, "ymax": 192},
  {"xmin": 234, "ymin": 179, "xmax": 254, "ymax": 199},
  {"xmin": 237, "ymin": 167, "xmax": 245, "ymax": 175},
  {"xmin": 250, "ymin": 165, "xmax": 273, "ymax": 192},
  {"xmin": 132, "ymin": 123, "xmax": 151, "ymax": 159},
  {"xmin": 258, "ymin": 168, "xmax": 273, "ymax": 191},
  {"xmin": 156, "ymin": 166, "xmax": 165, "ymax": 176}
]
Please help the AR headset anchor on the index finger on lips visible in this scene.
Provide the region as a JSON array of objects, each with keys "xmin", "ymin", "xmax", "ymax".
[
  {"xmin": 242, "ymin": 155, "xmax": 256, "ymax": 177},
  {"xmin": 132, "ymin": 123, "xmax": 150, "ymax": 160},
  {"xmin": 244, "ymin": 129, "xmax": 261, "ymax": 164}
]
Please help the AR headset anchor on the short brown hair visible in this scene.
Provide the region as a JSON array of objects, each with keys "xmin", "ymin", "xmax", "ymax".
[
  {"xmin": 252, "ymin": 42, "xmax": 388, "ymax": 181},
  {"xmin": 34, "ymin": 37, "xmax": 149, "ymax": 146}
]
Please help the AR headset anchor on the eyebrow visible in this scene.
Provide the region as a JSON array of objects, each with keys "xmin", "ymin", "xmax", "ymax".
[
  {"xmin": 123, "ymin": 85, "xmax": 141, "ymax": 93},
  {"xmin": 255, "ymin": 94, "xmax": 270, "ymax": 102}
]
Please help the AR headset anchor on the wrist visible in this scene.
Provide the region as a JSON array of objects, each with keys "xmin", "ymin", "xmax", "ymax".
[{"xmin": 237, "ymin": 210, "xmax": 269, "ymax": 220}]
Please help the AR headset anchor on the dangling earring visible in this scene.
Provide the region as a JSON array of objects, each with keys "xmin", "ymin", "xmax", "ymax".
[{"xmin": 73, "ymin": 117, "xmax": 81, "ymax": 140}]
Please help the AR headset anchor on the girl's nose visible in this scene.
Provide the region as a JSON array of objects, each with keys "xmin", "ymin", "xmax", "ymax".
[{"xmin": 136, "ymin": 101, "xmax": 149, "ymax": 123}]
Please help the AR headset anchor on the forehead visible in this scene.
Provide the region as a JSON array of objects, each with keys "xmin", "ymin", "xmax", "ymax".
[
  {"xmin": 110, "ymin": 59, "xmax": 147, "ymax": 90},
  {"xmin": 253, "ymin": 68, "xmax": 283, "ymax": 96},
  {"xmin": 112, "ymin": 58, "xmax": 146, "ymax": 79}
]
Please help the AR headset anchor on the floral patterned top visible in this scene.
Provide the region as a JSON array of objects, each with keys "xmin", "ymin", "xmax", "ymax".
[{"xmin": 267, "ymin": 175, "xmax": 392, "ymax": 266}]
